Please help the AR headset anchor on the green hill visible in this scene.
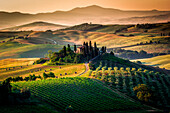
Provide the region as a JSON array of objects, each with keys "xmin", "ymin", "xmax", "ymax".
[
  {"xmin": 62, "ymin": 23, "xmax": 133, "ymax": 33},
  {"xmin": 0, "ymin": 22, "xmax": 169, "ymax": 60},
  {"xmin": 0, "ymin": 42, "xmax": 63, "ymax": 60},
  {"xmin": 11, "ymin": 77, "xmax": 146, "ymax": 112},
  {"xmin": 88, "ymin": 53, "xmax": 170, "ymax": 110},
  {"xmin": 134, "ymin": 54, "xmax": 170, "ymax": 70},
  {"xmin": 90, "ymin": 53, "xmax": 169, "ymax": 74},
  {"xmin": 62, "ymin": 22, "xmax": 170, "ymax": 33}
]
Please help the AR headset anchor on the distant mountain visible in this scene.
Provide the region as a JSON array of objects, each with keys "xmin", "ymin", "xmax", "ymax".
[
  {"xmin": 1, "ymin": 21, "xmax": 68, "ymax": 31},
  {"xmin": 61, "ymin": 22, "xmax": 170, "ymax": 33},
  {"xmin": 0, "ymin": 5, "xmax": 170, "ymax": 29},
  {"xmin": 118, "ymin": 13, "xmax": 170, "ymax": 24}
]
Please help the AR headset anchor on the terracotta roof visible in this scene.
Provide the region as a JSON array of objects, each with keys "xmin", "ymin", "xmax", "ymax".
[
  {"xmin": 42, "ymin": 58, "xmax": 50, "ymax": 60},
  {"xmin": 77, "ymin": 45, "xmax": 85, "ymax": 49}
]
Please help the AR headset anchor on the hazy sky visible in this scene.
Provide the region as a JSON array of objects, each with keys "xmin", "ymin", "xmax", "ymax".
[{"xmin": 0, "ymin": 0, "xmax": 170, "ymax": 14}]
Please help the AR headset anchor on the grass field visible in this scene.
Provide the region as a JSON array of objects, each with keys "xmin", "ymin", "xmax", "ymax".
[
  {"xmin": 0, "ymin": 23, "xmax": 169, "ymax": 61},
  {"xmin": 123, "ymin": 44, "xmax": 170, "ymax": 53},
  {"xmin": 52, "ymin": 30, "xmax": 170, "ymax": 54},
  {"xmin": 0, "ymin": 42, "xmax": 64, "ymax": 60},
  {"xmin": 133, "ymin": 54, "xmax": 170, "ymax": 70},
  {"xmin": 0, "ymin": 58, "xmax": 86, "ymax": 81},
  {"xmin": 0, "ymin": 30, "xmax": 169, "ymax": 61},
  {"xmin": 0, "ymin": 58, "xmax": 39, "ymax": 68},
  {"xmin": 63, "ymin": 22, "xmax": 170, "ymax": 34},
  {"xmin": 11, "ymin": 77, "xmax": 145, "ymax": 112}
]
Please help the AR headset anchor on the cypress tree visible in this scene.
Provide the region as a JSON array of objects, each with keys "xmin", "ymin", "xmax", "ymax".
[
  {"xmin": 74, "ymin": 45, "xmax": 77, "ymax": 53},
  {"xmin": 94, "ymin": 42, "xmax": 97, "ymax": 56},
  {"xmin": 86, "ymin": 42, "xmax": 89, "ymax": 54},
  {"xmin": 97, "ymin": 48, "xmax": 99, "ymax": 56},
  {"xmin": 43, "ymin": 72, "xmax": 48, "ymax": 79},
  {"xmin": 91, "ymin": 48, "xmax": 94, "ymax": 58},
  {"xmin": 161, "ymin": 33, "xmax": 163, "ymax": 36},
  {"xmin": 67, "ymin": 44, "xmax": 71, "ymax": 52},
  {"xmin": 105, "ymin": 46, "xmax": 107, "ymax": 52},
  {"xmin": 68, "ymin": 44, "xmax": 70, "ymax": 48},
  {"xmin": 83, "ymin": 47, "xmax": 86, "ymax": 57},
  {"xmin": 101, "ymin": 46, "xmax": 104, "ymax": 52},
  {"xmin": 63, "ymin": 46, "xmax": 66, "ymax": 56},
  {"xmin": 89, "ymin": 41, "xmax": 92, "ymax": 52}
]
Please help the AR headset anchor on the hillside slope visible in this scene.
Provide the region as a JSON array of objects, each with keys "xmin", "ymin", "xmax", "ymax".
[
  {"xmin": 1, "ymin": 21, "xmax": 68, "ymax": 31},
  {"xmin": 62, "ymin": 22, "xmax": 170, "ymax": 33},
  {"xmin": 0, "ymin": 42, "xmax": 63, "ymax": 60},
  {"xmin": 119, "ymin": 13, "xmax": 170, "ymax": 24},
  {"xmin": 0, "ymin": 23, "xmax": 169, "ymax": 60},
  {"xmin": 135, "ymin": 54, "xmax": 170, "ymax": 70},
  {"xmin": 61, "ymin": 23, "xmax": 133, "ymax": 33},
  {"xmin": 11, "ymin": 77, "xmax": 146, "ymax": 112}
]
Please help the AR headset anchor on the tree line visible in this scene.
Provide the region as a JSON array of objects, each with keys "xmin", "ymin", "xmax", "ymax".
[{"xmin": 47, "ymin": 41, "xmax": 106, "ymax": 64}]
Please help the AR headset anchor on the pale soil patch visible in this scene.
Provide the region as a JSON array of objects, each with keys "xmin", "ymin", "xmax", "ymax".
[
  {"xmin": 0, "ymin": 58, "xmax": 39, "ymax": 68},
  {"xmin": 13, "ymin": 39, "xmax": 34, "ymax": 45}
]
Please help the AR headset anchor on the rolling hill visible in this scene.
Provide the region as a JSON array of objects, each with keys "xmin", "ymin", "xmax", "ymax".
[
  {"xmin": 62, "ymin": 22, "xmax": 170, "ymax": 33},
  {"xmin": 118, "ymin": 13, "xmax": 170, "ymax": 24},
  {"xmin": 1, "ymin": 21, "xmax": 68, "ymax": 31},
  {"xmin": 133, "ymin": 54, "xmax": 170, "ymax": 70},
  {"xmin": 0, "ymin": 42, "xmax": 64, "ymax": 60},
  {"xmin": 0, "ymin": 5, "xmax": 170, "ymax": 29},
  {"xmin": 0, "ymin": 22, "xmax": 169, "ymax": 60}
]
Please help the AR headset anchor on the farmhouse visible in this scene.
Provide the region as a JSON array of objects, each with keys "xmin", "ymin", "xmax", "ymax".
[{"xmin": 76, "ymin": 45, "xmax": 85, "ymax": 53}]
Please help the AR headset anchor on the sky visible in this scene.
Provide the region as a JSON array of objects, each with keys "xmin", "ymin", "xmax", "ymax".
[{"xmin": 0, "ymin": 0, "xmax": 170, "ymax": 14}]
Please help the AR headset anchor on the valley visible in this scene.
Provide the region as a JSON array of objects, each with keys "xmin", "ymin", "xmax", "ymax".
[{"xmin": 0, "ymin": 5, "xmax": 170, "ymax": 112}]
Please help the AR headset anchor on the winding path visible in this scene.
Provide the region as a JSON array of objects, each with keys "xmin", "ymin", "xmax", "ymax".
[
  {"xmin": 77, "ymin": 63, "xmax": 89, "ymax": 76},
  {"xmin": 78, "ymin": 55, "xmax": 101, "ymax": 77},
  {"xmin": 47, "ymin": 38, "xmax": 57, "ymax": 44}
]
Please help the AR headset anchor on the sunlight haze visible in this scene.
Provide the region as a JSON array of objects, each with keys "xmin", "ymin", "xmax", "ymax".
[{"xmin": 0, "ymin": 0, "xmax": 170, "ymax": 13}]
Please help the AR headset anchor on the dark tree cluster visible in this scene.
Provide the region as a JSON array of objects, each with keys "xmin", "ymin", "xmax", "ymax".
[
  {"xmin": 50, "ymin": 41, "xmax": 107, "ymax": 64},
  {"xmin": 50, "ymin": 44, "xmax": 77, "ymax": 64},
  {"xmin": 160, "ymin": 32, "xmax": 170, "ymax": 36},
  {"xmin": 81, "ymin": 41, "xmax": 105, "ymax": 60},
  {"xmin": 136, "ymin": 23, "xmax": 157, "ymax": 29},
  {"xmin": 43, "ymin": 72, "xmax": 55, "ymax": 79},
  {"xmin": 113, "ymin": 48, "xmax": 167, "ymax": 59},
  {"xmin": 62, "ymin": 23, "xmax": 103, "ymax": 31},
  {"xmin": 4, "ymin": 74, "xmax": 42, "ymax": 83},
  {"xmin": 0, "ymin": 78, "xmax": 31, "ymax": 105},
  {"xmin": 35, "ymin": 58, "xmax": 48, "ymax": 64},
  {"xmin": 115, "ymin": 25, "xmax": 134, "ymax": 33},
  {"xmin": 0, "ymin": 79, "xmax": 12, "ymax": 105},
  {"xmin": 137, "ymin": 40, "xmax": 161, "ymax": 45}
]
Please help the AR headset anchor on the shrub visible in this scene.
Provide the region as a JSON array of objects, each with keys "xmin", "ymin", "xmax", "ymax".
[
  {"xmin": 20, "ymin": 87, "xmax": 31, "ymax": 99},
  {"xmin": 48, "ymin": 72, "xmax": 55, "ymax": 78},
  {"xmin": 118, "ymin": 34, "xmax": 124, "ymax": 36},
  {"xmin": 133, "ymin": 84, "xmax": 152, "ymax": 102},
  {"xmin": 43, "ymin": 72, "xmax": 48, "ymax": 79},
  {"xmin": 110, "ymin": 51, "xmax": 114, "ymax": 56},
  {"xmin": 129, "ymin": 34, "xmax": 134, "ymax": 36},
  {"xmin": 35, "ymin": 58, "xmax": 47, "ymax": 64},
  {"xmin": 89, "ymin": 63, "xmax": 96, "ymax": 70}
]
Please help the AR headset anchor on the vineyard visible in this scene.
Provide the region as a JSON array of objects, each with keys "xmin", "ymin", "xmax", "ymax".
[
  {"xmin": 11, "ymin": 77, "xmax": 144, "ymax": 112},
  {"xmin": 90, "ymin": 53, "xmax": 167, "ymax": 73},
  {"xmin": 89, "ymin": 60, "xmax": 170, "ymax": 108}
]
